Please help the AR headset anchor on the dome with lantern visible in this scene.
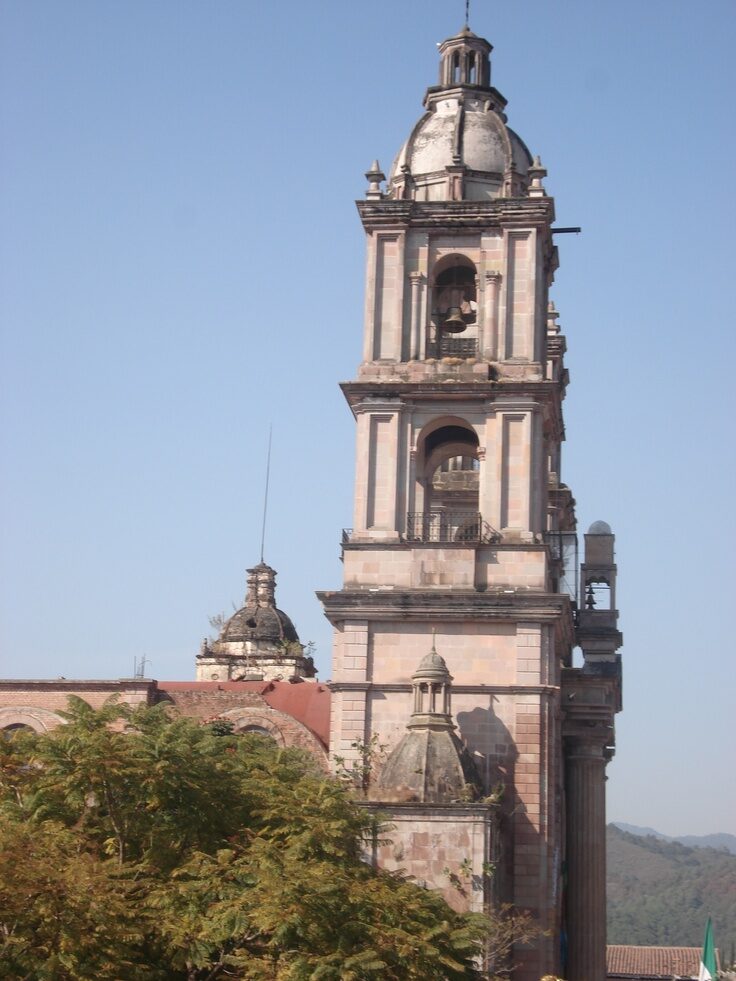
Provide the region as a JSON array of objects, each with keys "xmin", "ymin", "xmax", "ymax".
[{"xmin": 386, "ymin": 25, "xmax": 536, "ymax": 202}]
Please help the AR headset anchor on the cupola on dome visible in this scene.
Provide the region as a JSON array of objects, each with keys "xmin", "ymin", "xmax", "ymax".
[{"xmin": 387, "ymin": 26, "xmax": 534, "ymax": 202}]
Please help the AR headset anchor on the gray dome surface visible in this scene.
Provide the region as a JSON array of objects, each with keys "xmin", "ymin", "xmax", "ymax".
[
  {"xmin": 376, "ymin": 728, "xmax": 480, "ymax": 803},
  {"xmin": 221, "ymin": 605, "xmax": 299, "ymax": 644},
  {"xmin": 588, "ymin": 520, "xmax": 613, "ymax": 535},
  {"xmin": 391, "ymin": 109, "xmax": 531, "ymax": 187}
]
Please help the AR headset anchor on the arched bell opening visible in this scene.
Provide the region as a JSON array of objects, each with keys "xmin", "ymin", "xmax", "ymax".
[
  {"xmin": 584, "ymin": 576, "xmax": 612, "ymax": 611},
  {"xmin": 429, "ymin": 255, "xmax": 478, "ymax": 359},
  {"xmin": 408, "ymin": 420, "xmax": 483, "ymax": 542}
]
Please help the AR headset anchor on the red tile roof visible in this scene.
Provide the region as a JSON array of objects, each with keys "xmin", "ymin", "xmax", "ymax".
[
  {"xmin": 607, "ymin": 945, "xmax": 719, "ymax": 979},
  {"xmin": 159, "ymin": 680, "xmax": 331, "ymax": 747}
]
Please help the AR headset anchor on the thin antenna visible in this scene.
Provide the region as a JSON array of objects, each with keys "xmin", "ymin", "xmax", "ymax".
[
  {"xmin": 465, "ymin": 0, "xmax": 470, "ymax": 27},
  {"xmin": 259, "ymin": 424, "xmax": 273, "ymax": 563}
]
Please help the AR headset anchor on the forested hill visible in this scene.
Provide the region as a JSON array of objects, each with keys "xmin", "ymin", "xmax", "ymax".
[{"xmin": 607, "ymin": 824, "xmax": 736, "ymax": 952}]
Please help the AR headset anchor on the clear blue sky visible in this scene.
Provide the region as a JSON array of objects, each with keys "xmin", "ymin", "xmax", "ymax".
[{"xmin": 1, "ymin": 0, "xmax": 734, "ymax": 836}]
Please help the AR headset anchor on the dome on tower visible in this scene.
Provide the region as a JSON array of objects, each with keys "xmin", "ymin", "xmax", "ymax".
[
  {"xmin": 387, "ymin": 26, "xmax": 533, "ymax": 202},
  {"xmin": 220, "ymin": 604, "xmax": 299, "ymax": 645},
  {"xmin": 587, "ymin": 520, "xmax": 613, "ymax": 535},
  {"xmin": 197, "ymin": 562, "xmax": 314, "ymax": 683},
  {"xmin": 219, "ymin": 562, "xmax": 299, "ymax": 644}
]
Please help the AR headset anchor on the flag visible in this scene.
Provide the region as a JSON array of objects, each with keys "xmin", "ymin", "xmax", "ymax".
[{"xmin": 698, "ymin": 917, "xmax": 717, "ymax": 981}]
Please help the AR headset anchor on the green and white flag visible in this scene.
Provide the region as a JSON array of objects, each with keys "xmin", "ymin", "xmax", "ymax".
[{"xmin": 698, "ymin": 917, "xmax": 717, "ymax": 981}]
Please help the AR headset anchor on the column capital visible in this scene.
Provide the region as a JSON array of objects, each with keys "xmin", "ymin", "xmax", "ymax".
[
  {"xmin": 484, "ymin": 269, "xmax": 503, "ymax": 284},
  {"xmin": 409, "ymin": 270, "xmax": 424, "ymax": 285}
]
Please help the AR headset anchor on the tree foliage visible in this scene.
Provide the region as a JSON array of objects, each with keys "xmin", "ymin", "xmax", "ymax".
[{"xmin": 0, "ymin": 699, "xmax": 527, "ymax": 980}]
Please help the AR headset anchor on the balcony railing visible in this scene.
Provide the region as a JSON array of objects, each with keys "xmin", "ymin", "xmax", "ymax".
[
  {"xmin": 405, "ymin": 511, "xmax": 500, "ymax": 544},
  {"xmin": 430, "ymin": 336, "xmax": 478, "ymax": 359}
]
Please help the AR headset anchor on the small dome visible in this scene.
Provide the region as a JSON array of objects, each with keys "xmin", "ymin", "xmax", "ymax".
[
  {"xmin": 588, "ymin": 520, "xmax": 613, "ymax": 535},
  {"xmin": 376, "ymin": 728, "xmax": 480, "ymax": 803},
  {"xmin": 220, "ymin": 605, "xmax": 299, "ymax": 644},
  {"xmin": 413, "ymin": 649, "xmax": 451, "ymax": 681}
]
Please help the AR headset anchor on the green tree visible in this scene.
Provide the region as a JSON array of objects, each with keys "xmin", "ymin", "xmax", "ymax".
[{"xmin": 0, "ymin": 700, "xmax": 532, "ymax": 979}]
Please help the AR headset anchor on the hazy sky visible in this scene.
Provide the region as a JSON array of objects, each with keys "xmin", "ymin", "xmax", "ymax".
[{"xmin": 1, "ymin": 0, "xmax": 734, "ymax": 836}]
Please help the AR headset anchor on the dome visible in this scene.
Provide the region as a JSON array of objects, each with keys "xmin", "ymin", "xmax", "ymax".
[
  {"xmin": 413, "ymin": 649, "xmax": 451, "ymax": 682},
  {"xmin": 218, "ymin": 562, "xmax": 300, "ymax": 644},
  {"xmin": 588, "ymin": 520, "xmax": 613, "ymax": 535},
  {"xmin": 387, "ymin": 27, "xmax": 533, "ymax": 202},
  {"xmin": 220, "ymin": 604, "xmax": 299, "ymax": 644},
  {"xmin": 376, "ymin": 727, "xmax": 480, "ymax": 803}
]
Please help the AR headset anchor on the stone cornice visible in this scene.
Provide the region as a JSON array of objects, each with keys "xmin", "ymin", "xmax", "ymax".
[
  {"xmin": 0, "ymin": 679, "xmax": 157, "ymax": 693},
  {"xmin": 355, "ymin": 800, "xmax": 495, "ymax": 817},
  {"xmin": 330, "ymin": 681, "xmax": 559, "ymax": 697},
  {"xmin": 356, "ymin": 198, "xmax": 555, "ymax": 231},
  {"xmin": 317, "ymin": 588, "xmax": 572, "ymax": 623},
  {"xmin": 341, "ymin": 379, "xmax": 564, "ymax": 411}
]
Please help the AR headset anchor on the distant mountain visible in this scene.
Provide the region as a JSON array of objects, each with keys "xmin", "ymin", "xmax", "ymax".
[
  {"xmin": 612, "ymin": 821, "xmax": 736, "ymax": 855},
  {"xmin": 607, "ymin": 824, "xmax": 736, "ymax": 951}
]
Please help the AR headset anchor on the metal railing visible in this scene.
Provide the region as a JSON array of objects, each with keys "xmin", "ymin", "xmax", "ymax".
[
  {"xmin": 430, "ymin": 336, "xmax": 478, "ymax": 359},
  {"xmin": 405, "ymin": 511, "xmax": 500, "ymax": 544}
]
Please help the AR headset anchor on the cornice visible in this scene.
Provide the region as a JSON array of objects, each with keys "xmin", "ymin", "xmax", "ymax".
[
  {"xmin": 317, "ymin": 588, "xmax": 572, "ymax": 623},
  {"xmin": 330, "ymin": 681, "xmax": 559, "ymax": 697},
  {"xmin": 356, "ymin": 198, "xmax": 555, "ymax": 230},
  {"xmin": 0, "ymin": 679, "xmax": 157, "ymax": 692}
]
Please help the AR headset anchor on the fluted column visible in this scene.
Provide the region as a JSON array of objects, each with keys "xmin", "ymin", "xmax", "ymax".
[{"xmin": 564, "ymin": 733, "xmax": 608, "ymax": 981}]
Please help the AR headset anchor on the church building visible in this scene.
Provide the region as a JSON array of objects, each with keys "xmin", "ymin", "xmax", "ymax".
[{"xmin": 0, "ymin": 22, "xmax": 622, "ymax": 981}]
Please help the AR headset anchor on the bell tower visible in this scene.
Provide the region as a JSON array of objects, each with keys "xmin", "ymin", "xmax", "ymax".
[{"xmin": 319, "ymin": 24, "xmax": 621, "ymax": 981}]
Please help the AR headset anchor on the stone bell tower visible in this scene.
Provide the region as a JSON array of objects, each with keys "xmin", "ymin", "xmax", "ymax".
[{"xmin": 318, "ymin": 23, "xmax": 622, "ymax": 981}]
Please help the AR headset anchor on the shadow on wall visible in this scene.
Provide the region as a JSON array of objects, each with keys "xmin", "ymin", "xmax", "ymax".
[{"xmin": 457, "ymin": 700, "xmax": 542, "ymax": 908}]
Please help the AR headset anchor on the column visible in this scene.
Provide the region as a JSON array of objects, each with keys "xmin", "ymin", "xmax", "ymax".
[
  {"xmin": 482, "ymin": 270, "xmax": 502, "ymax": 360},
  {"xmin": 564, "ymin": 732, "xmax": 608, "ymax": 981},
  {"xmin": 409, "ymin": 271, "xmax": 424, "ymax": 360}
]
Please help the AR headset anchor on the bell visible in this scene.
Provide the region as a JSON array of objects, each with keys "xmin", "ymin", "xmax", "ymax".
[{"xmin": 442, "ymin": 306, "xmax": 466, "ymax": 333}]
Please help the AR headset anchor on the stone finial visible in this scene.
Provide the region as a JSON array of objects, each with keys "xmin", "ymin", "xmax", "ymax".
[
  {"xmin": 394, "ymin": 162, "xmax": 414, "ymax": 200},
  {"xmin": 365, "ymin": 160, "xmax": 385, "ymax": 200},
  {"xmin": 547, "ymin": 299, "xmax": 560, "ymax": 335},
  {"xmin": 528, "ymin": 154, "xmax": 548, "ymax": 198},
  {"xmin": 503, "ymin": 160, "xmax": 524, "ymax": 198}
]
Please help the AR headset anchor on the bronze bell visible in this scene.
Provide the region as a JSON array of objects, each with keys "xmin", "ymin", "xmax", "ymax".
[{"xmin": 442, "ymin": 306, "xmax": 466, "ymax": 333}]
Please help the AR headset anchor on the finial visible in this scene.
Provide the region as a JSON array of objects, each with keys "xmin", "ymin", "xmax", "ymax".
[
  {"xmin": 465, "ymin": 0, "xmax": 470, "ymax": 28},
  {"xmin": 528, "ymin": 155, "xmax": 548, "ymax": 198},
  {"xmin": 547, "ymin": 300, "xmax": 560, "ymax": 334},
  {"xmin": 365, "ymin": 160, "xmax": 385, "ymax": 200},
  {"xmin": 430, "ymin": 627, "xmax": 437, "ymax": 653}
]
